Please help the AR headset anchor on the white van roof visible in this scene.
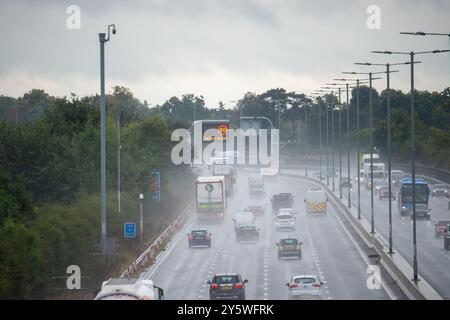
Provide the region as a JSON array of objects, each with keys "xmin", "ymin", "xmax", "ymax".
[{"xmin": 197, "ymin": 176, "xmax": 225, "ymax": 183}]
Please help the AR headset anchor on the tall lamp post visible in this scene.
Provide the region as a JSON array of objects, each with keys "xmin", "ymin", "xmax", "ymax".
[
  {"xmin": 342, "ymin": 71, "xmax": 383, "ymax": 234},
  {"xmin": 333, "ymin": 79, "xmax": 368, "ymax": 209},
  {"xmin": 312, "ymin": 92, "xmax": 323, "ymax": 180},
  {"xmin": 354, "ymin": 61, "xmax": 419, "ymax": 254},
  {"xmin": 372, "ymin": 48, "xmax": 450, "ymax": 283},
  {"xmin": 99, "ymin": 24, "xmax": 116, "ymax": 255},
  {"xmin": 320, "ymin": 88, "xmax": 337, "ymax": 190}
]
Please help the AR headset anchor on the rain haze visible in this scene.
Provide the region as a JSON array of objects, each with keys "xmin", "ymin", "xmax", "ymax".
[{"xmin": 0, "ymin": 0, "xmax": 449, "ymax": 105}]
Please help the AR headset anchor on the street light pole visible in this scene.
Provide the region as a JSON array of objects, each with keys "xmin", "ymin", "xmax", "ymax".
[
  {"xmin": 346, "ymin": 84, "xmax": 351, "ymax": 208},
  {"xmin": 338, "ymin": 87, "xmax": 342, "ymax": 199},
  {"xmin": 372, "ymin": 48, "xmax": 450, "ymax": 283},
  {"xmin": 331, "ymin": 91, "xmax": 335, "ymax": 192},
  {"xmin": 99, "ymin": 24, "xmax": 116, "ymax": 255},
  {"xmin": 118, "ymin": 113, "xmax": 121, "ymax": 213}
]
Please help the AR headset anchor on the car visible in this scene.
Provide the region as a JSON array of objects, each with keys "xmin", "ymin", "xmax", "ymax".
[
  {"xmin": 208, "ymin": 273, "xmax": 248, "ymax": 300},
  {"xmin": 235, "ymin": 224, "xmax": 260, "ymax": 242},
  {"xmin": 245, "ymin": 206, "xmax": 265, "ymax": 218},
  {"xmin": 277, "ymin": 238, "xmax": 302, "ymax": 259},
  {"xmin": 188, "ymin": 230, "xmax": 212, "ymax": 248},
  {"xmin": 271, "ymin": 193, "xmax": 294, "ymax": 215},
  {"xmin": 313, "ymin": 171, "xmax": 326, "ymax": 181},
  {"xmin": 233, "ymin": 211, "xmax": 255, "ymax": 230},
  {"xmin": 410, "ymin": 203, "xmax": 431, "ymax": 220},
  {"xmin": 286, "ymin": 274, "xmax": 323, "ymax": 300},
  {"xmin": 378, "ymin": 186, "xmax": 396, "ymax": 200},
  {"xmin": 374, "ymin": 181, "xmax": 388, "ymax": 194},
  {"xmin": 274, "ymin": 209, "xmax": 296, "ymax": 231},
  {"xmin": 339, "ymin": 177, "xmax": 352, "ymax": 188},
  {"xmin": 430, "ymin": 184, "xmax": 449, "ymax": 198}
]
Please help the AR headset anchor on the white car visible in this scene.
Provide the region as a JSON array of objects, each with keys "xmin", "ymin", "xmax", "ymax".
[
  {"xmin": 233, "ymin": 211, "xmax": 255, "ymax": 230},
  {"xmin": 274, "ymin": 209, "xmax": 296, "ymax": 231},
  {"xmin": 286, "ymin": 275, "xmax": 323, "ymax": 300}
]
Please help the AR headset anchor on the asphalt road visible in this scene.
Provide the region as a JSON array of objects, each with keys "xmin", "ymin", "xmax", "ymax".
[
  {"xmin": 283, "ymin": 165, "xmax": 450, "ymax": 299},
  {"xmin": 143, "ymin": 169, "xmax": 389, "ymax": 300}
]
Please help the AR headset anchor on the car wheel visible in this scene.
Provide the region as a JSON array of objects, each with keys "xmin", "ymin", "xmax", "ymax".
[
  {"xmin": 209, "ymin": 294, "xmax": 215, "ymax": 300},
  {"xmin": 240, "ymin": 293, "xmax": 246, "ymax": 300}
]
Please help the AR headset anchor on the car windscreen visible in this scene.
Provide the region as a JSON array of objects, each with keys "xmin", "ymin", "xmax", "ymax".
[
  {"xmin": 214, "ymin": 276, "xmax": 239, "ymax": 284},
  {"xmin": 433, "ymin": 184, "xmax": 447, "ymax": 189},
  {"xmin": 192, "ymin": 230, "xmax": 206, "ymax": 238},
  {"xmin": 277, "ymin": 214, "xmax": 293, "ymax": 220},
  {"xmin": 281, "ymin": 239, "xmax": 297, "ymax": 245},
  {"xmin": 294, "ymin": 277, "xmax": 316, "ymax": 284},
  {"xmin": 239, "ymin": 226, "xmax": 256, "ymax": 232}
]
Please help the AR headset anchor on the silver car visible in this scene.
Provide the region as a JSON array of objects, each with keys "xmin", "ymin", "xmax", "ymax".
[{"xmin": 286, "ymin": 275, "xmax": 323, "ymax": 300}]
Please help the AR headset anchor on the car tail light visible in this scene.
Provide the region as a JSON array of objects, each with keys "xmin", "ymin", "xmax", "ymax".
[
  {"xmin": 296, "ymin": 245, "xmax": 301, "ymax": 250},
  {"xmin": 312, "ymin": 282, "xmax": 321, "ymax": 288},
  {"xmin": 210, "ymin": 284, "xmax": 218, "ymax": 289},
  {"xmin": 234, "ymin": 283, "xmax": 243, "ymax": 289},
  {"xmin": 205, "ymin": 235, "xmax": 210, "ymax": 240},
  {"xmin": 289, "ymin": 283, "xmax": 298, "ymax": 288},
  {"xmin": 188, "ymin": 235, "xmax": 193, "ymax": 240}
]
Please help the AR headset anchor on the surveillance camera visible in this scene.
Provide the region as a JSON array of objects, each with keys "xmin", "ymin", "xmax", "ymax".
[{"xmin": 112, "ymin": 28, "xmax": 116, "ymax": 35}]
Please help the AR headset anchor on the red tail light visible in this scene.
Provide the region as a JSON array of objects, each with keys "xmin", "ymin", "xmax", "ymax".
[
  {"xmin": 205, "ymin": 235, "xmax": 210, "ymax": 240},
  {"xmin": 210, "ymin": 284, "xmax": 218, "ymax": 289},
  {"xmin": 234, "ymin": 283, "xmax": 243, "ymax": 289},
  {"xmin": 188, "ymin": 235, "xmax": 193, "ymax": 240},
  {"xmin": 312, "ymin": 282, "xmax": 321, "ymax": 288},
  {"xmin": 289, "ymin": 283, "xmax": 298, "ymax": 288}
]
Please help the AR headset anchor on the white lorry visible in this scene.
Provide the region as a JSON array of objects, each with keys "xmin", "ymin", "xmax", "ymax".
[
  {"xmin": 94, "ymin": 278, "xmax": 164, "ymax": 300},
  {"xmin": 196, "ymin": 176, "xmax": 226, "ymax": 220},
  {"xmin": 364, "ymin": 162, "xmax": 386, "ymax": 190}
]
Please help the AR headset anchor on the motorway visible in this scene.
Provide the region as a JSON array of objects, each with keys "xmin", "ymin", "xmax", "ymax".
[
  {"xmin": 143, "ymin": 169, "xmax": 389, "ymax": 300},
  {"xmin": 283, "ymin": 165, "xmax": 450, "ymax": 300}
]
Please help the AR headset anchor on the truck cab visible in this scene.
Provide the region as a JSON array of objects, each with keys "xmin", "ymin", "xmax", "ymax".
[{"xmin": 94, "ymin": 278, "xmax": 164, "ymax": 300}]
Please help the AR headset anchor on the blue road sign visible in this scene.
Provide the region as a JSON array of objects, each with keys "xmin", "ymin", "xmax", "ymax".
[
  {"xmin": 124, "ymin": 222, "xmax": 136, "ymax": 238},
  {"xmin": 151, "ymin": 171, "xmax": 160, "ymax": 201}
]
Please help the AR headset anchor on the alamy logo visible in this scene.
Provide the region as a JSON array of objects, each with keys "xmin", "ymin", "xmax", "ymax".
[
  {"xmin": 366, "ymin": 5, "xmax": 381, "ymax": 30},
  {"xmin": 205, "ymin": 184, "xmax": 214, "ymax": 192},
  {"xmin": 66, "ymin": 5, "xmax": 81, "ymax": 30},
  {"xmin": 66, "ymin": 265, "xmax": 81, "ymax": 290},
  {"xmin": 171, "ymin": 123, "xmax": 279, "ymax": 175}
]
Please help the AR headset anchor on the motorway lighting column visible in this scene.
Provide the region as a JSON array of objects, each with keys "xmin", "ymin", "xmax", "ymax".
[
  {"xmin": 99, "ymin": 24, "xmax": 116, "ymax": 255},
  {"xmin": 373, "ymin": 48, "xmax": 450, "ymax": 282}
]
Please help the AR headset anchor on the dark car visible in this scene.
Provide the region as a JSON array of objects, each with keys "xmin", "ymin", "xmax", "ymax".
[
  {"xmin": 277, "ymin": 238, "xmax": 302, "ymax": 259},
  {"xmin": 188, "ymin": 230, "xmax": 212, "ymax": 248},
  {"xmin": 271, "ymin": 193, "xmax": 294, "ymax": 214},
  {"xmin": 208, "ymin": 273, "xmax": 248, "ymax": 300},
  {"xmin": 410, "ymin": 204, "xmax": 431, "ymax": 220},
  {"xmin": 339, "ymin": 177, "xmax": 352, "ymax": 188},
  {"xmin": 379, "ymin": 186, "xmax": 396, "ymax": 200},
  {"xmin": 430, "ymin": 184, "xmax": 449, "ymax": 198},
  {"xmin": 235, "ymin": 225, "xmax": 260, "ymax": 242}
]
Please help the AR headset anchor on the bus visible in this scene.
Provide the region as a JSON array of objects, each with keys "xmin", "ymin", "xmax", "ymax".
[{"xmin": 398, "ymin": 178, "xmax": 431, "ymax": 220}]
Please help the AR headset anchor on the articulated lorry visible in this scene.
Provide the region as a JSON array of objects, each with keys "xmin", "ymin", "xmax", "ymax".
[{"xmin": 196, "ymin": 176, "xmax": 226, "ymax": 220}]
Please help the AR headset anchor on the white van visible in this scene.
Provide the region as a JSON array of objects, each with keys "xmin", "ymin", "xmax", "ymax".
[{"xmin": 305, "ymin": 188, "xmax": 327, "ymax": 214}]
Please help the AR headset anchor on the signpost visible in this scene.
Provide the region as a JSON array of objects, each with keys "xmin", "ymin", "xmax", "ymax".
[
  {"xmin": 151, "ymin": 171, "xmax": 161, "ymax": 201},
  {"xmin": 124, "ymin": 222, "xmax": 136, "ymax": 239}
]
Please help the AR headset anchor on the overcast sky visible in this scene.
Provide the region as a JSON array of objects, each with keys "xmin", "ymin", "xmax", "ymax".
[{"xmin": 0, "ymin": 0, "xmax": 449, "ymax": 107}]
